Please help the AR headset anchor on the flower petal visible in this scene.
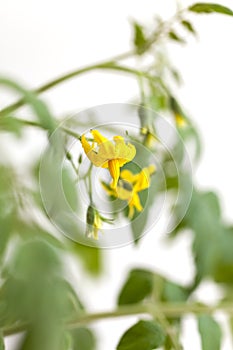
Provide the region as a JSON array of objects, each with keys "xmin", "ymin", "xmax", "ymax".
[
  {"xmin": 108, "ymin": 159, "xmax": 120, "ymax": 189},
  {"xmin": 120, "ymin": 169, "xmax": 136, "ymax": 183},
  {"xmin": 81, "ymin": 134, "xmax": 93, "ymax": 155},
  {"xmin": 133, "ymin": 165, "xmax": 156, "ymax": 192},
  {"xmin": 91, "ymin": 130, "xmax": 108, "ymax": 144},
  {"xmin": 114, "ymin": 136, "xmax": 136, "ymax": 163},
  {"xmin": 130, "ymin": 192, "xmax": 143, "ymax": 212}
]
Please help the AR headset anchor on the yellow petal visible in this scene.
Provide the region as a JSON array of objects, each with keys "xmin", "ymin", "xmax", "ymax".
[
  {"xmin": 108, "ymin": 159, "xmax": 120, "ymax": 189},
  {"xmin": 91, "ymin": 130, "xmax": 108, "ymax": 144},
  {"xmin": 81, "ymin": 134, "xmax": 93, "ymax": 155},
  {"xmin": 120, "ymin": 169, "xmax": 136, "ymax": 183},
  {"xmin": 114, "ymin": 137, "xmax": 136, "ymax": 164},
  {"xmin": 81, "ymin": 131, "xmax": 136, "ymax": 181},
  {"xmin": 98, "ymin": 141, "xmax": 115, "ymax": 161},
  {"xmin": 134, "ymin": 165, "xmax": 156, "ymax": 192},
  {"xmin": 130, "ymin": 192, "xmax": 143, "ymax": 212}
]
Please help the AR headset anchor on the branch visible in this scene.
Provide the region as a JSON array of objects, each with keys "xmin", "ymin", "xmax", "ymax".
[
  {"xmin": 0, "ymin": 63, "xmax": 153, "ymax": 117},
  {"xmin": 3, "ymin": 301, "xmax": 233, "ymax": 336}
]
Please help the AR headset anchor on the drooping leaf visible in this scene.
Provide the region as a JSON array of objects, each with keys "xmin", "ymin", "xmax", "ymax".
[
  {"xmin": 189, "ymin": 3, "xmax": 233, "ymax": 16},
  {"xmin": 198, "ymin": 314, "xmax": 222, "ymax": 350},
  {"xmin": 118, "ymin": 269, "xmax": 154, "ymax": 305},
  {"xmin": 117, "ymin": 320, "xmax": 165, "ymax": 350}
]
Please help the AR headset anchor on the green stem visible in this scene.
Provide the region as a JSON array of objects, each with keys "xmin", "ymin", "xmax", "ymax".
[
  {"xmin": 61, "ymin": 126, "xmax": 81, "ymax": 140},
  {"xmin": 3, "ymin": 301, "xmax": 233, "ymax": 336},
  {"xmin": 87, "ymin": 164, "xmax": 93, "ymax": 204},
  {"xmin": 0, "ymin": 63, "xmax": 153, "ymax": 116},
  {"xmin": 153, "ymin": 310, "xmax": 182, "ymax": 350},
  {"xmin": 67, "ymin": 304, "xmax": 149, "ymax": 330},
  {"xmin": 12, "ymin": 117, "xmax": 81, "ymax": 139}
]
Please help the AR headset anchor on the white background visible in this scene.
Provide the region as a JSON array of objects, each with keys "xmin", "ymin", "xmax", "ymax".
[{"xmin": 1, "ymin": 0, "xmax": 233, "ymax": 349}]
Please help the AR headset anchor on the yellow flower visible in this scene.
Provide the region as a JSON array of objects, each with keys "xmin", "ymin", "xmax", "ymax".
[
  {"xmin": 81, "ymin": 130, "xmax": 136, "ymax": 189},
  {"xmin": 102, "ymin": 164, "xmax": 156, "ymax": 219}
]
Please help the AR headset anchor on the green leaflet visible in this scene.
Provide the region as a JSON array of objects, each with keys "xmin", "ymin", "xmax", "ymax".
[
  {"xmin": 117, "ymin": 268, "xmax": 188, "ymax": 307},
  {"xmin": 133, "ymin": 22, "xmax": 148, "ymax": 55},
  {"xmin": 168, "ymin": 31, "xmax": 186, "ymax": 44},
  {"xmin": 118, "ymin": 269, "xmax": 154, "ymax": 305},
  {"xmin": 198, "ymin": 314, "xmax": 222, "ymax": 350},
  {"xmin": 0, "ymin": 116, "xmax": 23, "ymax": 137},
  {"xmin": 0, "ymin": 77, "xmax": 56, "ymax": 132},
  {"xmin": 70, "ymin": 242, "xmax": 102, "ymax": 276},
  {"xmin": 181, "ymin": 20, "xmax": 197, "ymax": 36},
  {"xmin": 189, "ymin": 3, "xmax": 233, "ymax": 16},
  {"xmin": 117, "ymin": 320, "xmax": 165, "ymax": 350}
]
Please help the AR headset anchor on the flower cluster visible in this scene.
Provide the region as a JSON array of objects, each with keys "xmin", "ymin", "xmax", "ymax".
[{"xmin": 81, "ymin": 130, "xmax": 155, "ymax": 239}]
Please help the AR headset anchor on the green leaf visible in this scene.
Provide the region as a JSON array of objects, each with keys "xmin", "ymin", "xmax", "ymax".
[
  {"xmin": 71, "ymin": 328, "xmax": 96, "ymax": 350},
  {"xmin": 118, "ymin": 269, "xmax": 154, "ymax": 305},
  {"xmin": 163, "ymin": 281, "xmax": 188, "ymax": 303},
  {"xmin": 71, "ymin": 242, "xmax": 102, "ymax": 276},
  {"xmin": 181, "ymin": 20, "xmax": 197, "ymax": 36},
  {"xmin": 168, "ymin": 31, "xmax": 186, "ymax": 44},
  {"xmin": 0, "ymin": 116, "xmax": 22, "ymax": 137},
  {"xmin": 189, "ymin": 3, "xmax": 233, "ymax": 16},
  {"xmin": 133, "ymin": 22, "xmax": 147, "ymax": 54},
  {"xmin": 117, "ymin": 320, "xmax": 165, "ymax": 350},
  {"xmin": 212, "ymin": 226, "xmax": 233, "ymax": 284},
  {"xmin": 0, "ymin": 77, "xmax": 56, "ymax": 131},
  {"xmin": 18, "ymin": 327, "xmax": 64, "ymax": 350},
  {"xmin": 170, "ymin": 188, "xmax": 225, "ymax": 284},
  {"xmin": 198, "ymin": 315, "xmax": 222, "ymax": 350},
  {"xmin": 12, "ymin": 239, "xmax": 61, "ymax": 280}
]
